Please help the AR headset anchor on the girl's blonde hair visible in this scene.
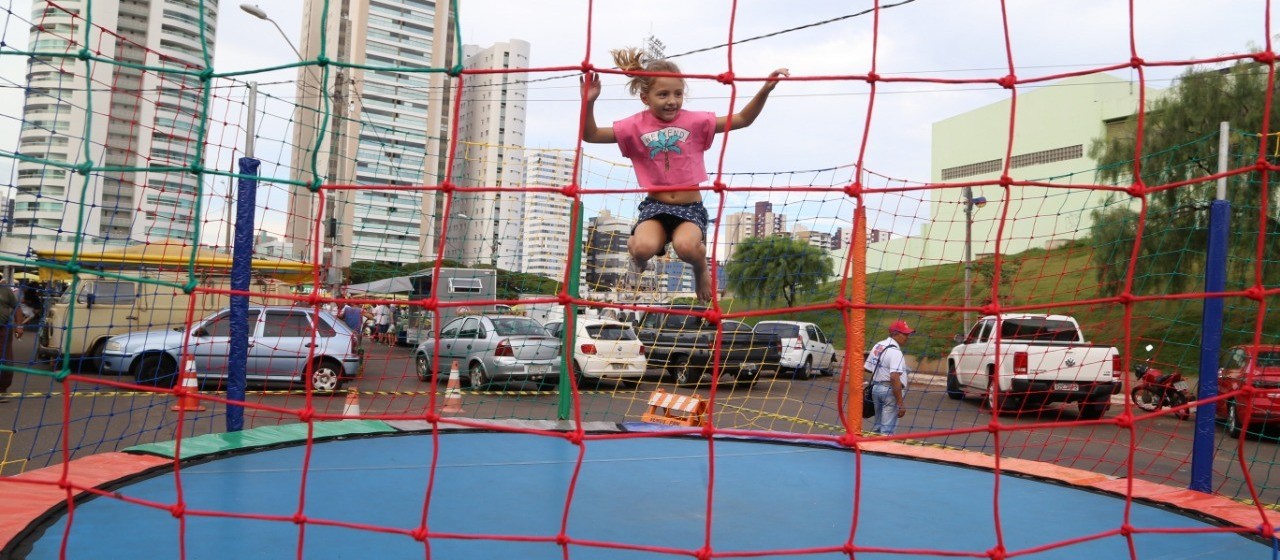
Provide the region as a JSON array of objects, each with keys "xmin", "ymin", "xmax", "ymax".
[{"xmin": 611, "ymin": 47, "xmax": 683, "ymax": 97}]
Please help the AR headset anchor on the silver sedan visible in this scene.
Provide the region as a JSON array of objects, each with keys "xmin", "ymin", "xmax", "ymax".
[{"xmin": 414, "ymin": 314, "xmax": 562, "ymax": 388}]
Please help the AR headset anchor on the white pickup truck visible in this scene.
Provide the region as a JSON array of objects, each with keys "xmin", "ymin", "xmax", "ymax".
[{"xmin": 945, "ymin": 314, "xmax": 1121, "ymax": 419}]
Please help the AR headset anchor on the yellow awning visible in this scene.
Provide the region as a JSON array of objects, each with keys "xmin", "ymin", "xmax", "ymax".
[{"xmin": 33, "ymin": 242, "xmax": 317, "ymax": 284}]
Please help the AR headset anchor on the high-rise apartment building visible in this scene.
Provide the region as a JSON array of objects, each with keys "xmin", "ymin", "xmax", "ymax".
[
  {"xmin": 444, "ymin": 40, "xmax": 530, "ymax": 268},
  {"xmin": 753, "ymin": 201, "xmax": 787, "ymax": 237},
  {"xmin": 9, "ymin": 0, "xmax": 218, "ymax": 254},
  {"xmin": 520, "ymin": 151, "xmax": 576, "ymax": 280},
  {"xmin": 287, "ymin": 0, "xmax": 454, "ymax": 274}
]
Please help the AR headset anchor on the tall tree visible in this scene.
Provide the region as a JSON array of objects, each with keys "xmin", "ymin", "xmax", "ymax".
[
  {"xmin": 724, "ymin": 236, "xmax": 834, "ymax": 307},
  {"xmin": 1089, "ymin": 59, "xmax": 1280, "ymax": 295}
]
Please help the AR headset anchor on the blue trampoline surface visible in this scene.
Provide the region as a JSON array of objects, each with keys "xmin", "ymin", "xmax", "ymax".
[{"xmin": 21, "ymin": 432, "xmax": 1277, "ymax": 559}]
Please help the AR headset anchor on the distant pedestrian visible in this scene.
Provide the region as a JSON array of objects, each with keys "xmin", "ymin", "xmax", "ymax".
[
  {"xmin": 0, "ymin": 281, "xmax": 29, "ymax": 403},
  {"xmin": 373, "ymin": 303, "xmax": 393, "ymax": 345},
  {"xmin": 863, "ymin": 320, "xmax": 915, "ymax": 435}
]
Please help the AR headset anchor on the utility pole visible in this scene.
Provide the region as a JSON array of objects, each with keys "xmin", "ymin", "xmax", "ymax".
[
  {"xmin": 227, "ymin": 81, "xmax": 258, "ymax": 253},
  {"xmin": 324, "ymin": 10, "xmax": 352, "ymax": 291},
  {"xmin": 962, "ymin": 185, "xmax": 974, "ymax": 332}
]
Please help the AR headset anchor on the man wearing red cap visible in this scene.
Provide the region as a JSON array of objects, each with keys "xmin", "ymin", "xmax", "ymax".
[{"xmin": 862, "ymin": 319, "xmax": 915, "ymax": 434}]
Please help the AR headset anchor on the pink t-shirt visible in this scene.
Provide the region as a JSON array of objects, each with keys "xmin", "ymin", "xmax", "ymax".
[{"xmin": 613, "ymin": 110, "xmax": 716, "ymax": 191}]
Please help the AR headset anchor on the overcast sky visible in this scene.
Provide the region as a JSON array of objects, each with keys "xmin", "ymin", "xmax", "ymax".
[{"xmin": 2, "ymin": 0, "xmax": 1275, "ymax": 246}]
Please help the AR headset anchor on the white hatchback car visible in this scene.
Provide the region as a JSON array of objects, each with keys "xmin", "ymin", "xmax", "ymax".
[
  {"xmin": 753, "ymin": 320, "xmax": 838, "ymax": 379},
  {"xmin": 547, "ymin": 318, "xmax": 648, "ymax": 386}
]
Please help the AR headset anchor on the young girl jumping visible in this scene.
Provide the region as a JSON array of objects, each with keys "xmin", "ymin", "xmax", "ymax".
[{"xmin": 582, "ymin": 47, "xmax": 789, "ymax": 302}]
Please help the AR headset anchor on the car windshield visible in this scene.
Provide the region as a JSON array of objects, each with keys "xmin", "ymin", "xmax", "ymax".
[
  {"xmin": 492, "ymin": 317, "xmax": 549, "ymax": 336},
  {"xmin": 587, "ymin": 324, "xmax": 637, "ymax": 341},
  {"xmin": 999, "ymin": 319, "xmax": 1079, "ymax": 342},
  {"xmin": 1257, "ymin": 351, "xmax": 1280, "ymax": 367},
  {"xmin": 754, "ymin": 323, "xmax": 800, "ymax": 338}
]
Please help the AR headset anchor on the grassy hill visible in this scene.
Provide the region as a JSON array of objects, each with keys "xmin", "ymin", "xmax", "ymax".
[{"xmin": 725, "ymin": 239, "xmax": 1278, "ymax": 378}]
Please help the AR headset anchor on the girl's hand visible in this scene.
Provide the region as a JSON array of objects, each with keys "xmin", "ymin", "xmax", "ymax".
[
  {"xmin": 582, "ymin": 72, "xmax": 602, "ymax": 102},
  {"xmin": 763, "ymin": 68, "xmax": 790, "ymax": 90}
]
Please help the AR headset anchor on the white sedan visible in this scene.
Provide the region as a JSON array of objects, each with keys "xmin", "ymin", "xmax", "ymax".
[{"xmin": 547, "ymin": 318, "xmax": 648, "ymax": 386}]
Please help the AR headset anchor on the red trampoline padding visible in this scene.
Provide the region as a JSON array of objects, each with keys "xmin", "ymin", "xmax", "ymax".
[
  {"xmin": 0, "ymin": 452, "xmax": 171, "ymax": 546},
  {"xmin": 863, "ymin": 439, "xmax": 1280, "ymax": 534}
]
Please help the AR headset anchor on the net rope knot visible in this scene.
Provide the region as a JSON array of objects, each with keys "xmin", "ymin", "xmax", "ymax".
[
  {"xmin": 1129, "ymin": 56, "xmax": 1146, "ymax": 68},
  {"xmin": 716, "ymin": 71, "xmax": 734, "ymax": 85},
  {"xmin": 843, "ymin": 181, "xmax": 863, "ymax": 198},
  {"xmin": 703, "ymin": 308, "xmax": 722, "ymax": 325},
  {"xmin": 1244, "ymin": 286, "xmax": 1264, "ymax": 302},
  {"xmin": 695, "ymin": 545, "xmax": 713, "ymax": 560},
  {"xmin": 563, "ymin": 431, "xmax": 584, "ymax": 445},
  {"xmin": 297, "ymin": 408, "xmax": 314, "ymax": 422},
  {"xmin": 560, "ymin": 183, "xmax": 579, "ymax": 198},
  {"xmin": 712, "ymin": 179, "xmax": 726, "ymax": 194},
  {"xmin": 997, "ymin": 74, "xmax": 1016, "ymax": 89},
  {"xmin": 308, "ymin": 177, "xmax": 322, "ymax": 193},
  {"xmin": 1116, "ymin": 293, "xmax": 1135, "ymax": 305},
  {"xmin": 315, "ymin": 55, "xmax": 329, "ymax": 67},
  {"xmin": 448, "ymin": 63, "xmax": 464, "ymax": 77},
  {"xmin": 998, "ymin": 174, "xmax": 1013, "ymax": 187},
  {"xmin": 424, "ymin": 411, "xmax": 441, "ymax": 423},
  {"xmin": 74, "ymin": 161, "xmax": 93, "ymax": 175},
  {"xmin": 1114, "ymin": 411, "xmax": 1134, "ymax": 429},
  {"xmin": 1253, "ymin": 51, "xmax": 1277, "ymax": 64},
  {"xmin": 410, "ymin": 527, "xmax": 429, "ymax": 542},
  {"xmin": 291, "ymin": 513, "xmax": 308, "ymax": 525},
  {"xmin": 440, "ymin": 180, "xmax": 456, "ymax": 194},
  {"xmin": 168, "ymin": 503, "xmax": 185, "ymax": 518},
  {"xmin": 865, "ymin": 72, "xmax": 880, "ymax": 84},
  {"xmin": 1255, "ymin": 158, "xmax": 1272, "ymax": 172},
  {"xmin": 1126, "ymin": 183, "xmax": 1147, "ymax": 198},
  {"xmin": 556, "ymin": 292, "xmax": 572, "ymax": 306},
  {"xmin": 554, "ymin": 533, "xmax": 570, "ymax": 546},
  {"xmin": 76, "ymin": 47, "xmax": 91, "ymax": 61},
  {"xmin": 987, "ymin": 545, "xmax": 1007, "ymax": 560}
]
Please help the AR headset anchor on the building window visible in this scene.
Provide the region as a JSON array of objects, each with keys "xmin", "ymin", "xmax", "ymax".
[{"xmin": 448, "ymin": 277, "xmax": 483, "ymax": 294}]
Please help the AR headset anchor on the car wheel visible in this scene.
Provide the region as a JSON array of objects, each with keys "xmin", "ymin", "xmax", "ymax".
[
  {"xmin": 415, "ymin": 354, "xmax": 432, "ymax": 382},
  {"xmin": 311, "ymin": 360, "xmax": 342, "ymax": 394},
  {"xmin": 826, "ymin": 356, "xmax": 839, "ymax": 377},
  {"xmin": 134, "ymin": 354, "xmax": 179, "ymax": 388},
  {"xmin": 1131, "ymin": 387, "xmax": 1161, "ymax": 412},
  {"xmin": 983, "ymin": 376, "xmax": 1005, "ymax": 414},
  {"xmin": 945, "ymin": 363, "xmax": 964, "ymax": 400},
  {"xmin": 1169, "ymin": 391, "xmax": 1191, "ymax": 420},
  {"xmin": 468, "ymin": 362, "xmax": 489, "ymax": 389},
  {"xmin": 80, "ymin": 339, "xmax": 107, "ymax": 373},
  {"xmin": 1227, "ymin": 400, "xmax": 1243, "ymax": 439},
  {"xmin": 795, "ymin": 357, "xmax": 813, "ymax": 381}
]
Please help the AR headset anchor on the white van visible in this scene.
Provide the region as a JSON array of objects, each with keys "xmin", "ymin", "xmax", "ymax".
[{"xmin": 38, "ymin": 273, "xmax": 294, "ymax": 370}]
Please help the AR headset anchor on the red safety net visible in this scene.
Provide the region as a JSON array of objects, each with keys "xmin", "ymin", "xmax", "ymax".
[{"xmin": 2, "ymin": 0, "xmax": 1280, "ymax": 558}]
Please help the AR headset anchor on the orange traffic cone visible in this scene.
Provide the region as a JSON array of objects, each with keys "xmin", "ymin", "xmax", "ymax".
[
  {"xmin": 342, "ymin": 387, "xmax": 361, "ymax": 417},
  {"xmin": 170, "ymin": 358, "xmax": 207, "ymax": 412},
  {"xmin": 441, "ymin": 360, "xmax": 465, "ymax": 415}
]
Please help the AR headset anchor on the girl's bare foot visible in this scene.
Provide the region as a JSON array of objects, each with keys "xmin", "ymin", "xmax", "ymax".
[{"xmin": 693, "ymin": 266, "xmax": 713, "ymax": 303}]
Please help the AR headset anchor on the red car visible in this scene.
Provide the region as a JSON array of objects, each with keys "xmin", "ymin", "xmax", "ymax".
[{"xmin": 1217, "ymin": 345, "xmax": 1280, "ymax": 438}]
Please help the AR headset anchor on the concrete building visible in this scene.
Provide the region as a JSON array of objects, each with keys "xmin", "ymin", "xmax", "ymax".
[
  {"xmin": 9, "ymin": 0, "xmax": 219, "ymax": 255},
  {"xmin": 287, "ymin": 0, "xmax": 455, "ymax": 276},
  {"xmin": 753, "ymin": 201, "xmax": 787, "ymax": 237},
  {"xmin": 720, "ymin": 211, "xmax": 755, "ymax": 259},
  {"xmin": 520, "ymin": 150, "xmax": 576, "ymax": 281},
  {"xmin": 443, "ymin": 39, "xmax": 531, "ymax": 269},
  {"xmin": 872, "ymin": 73, "xmax": 1160, "ymax": 273}
]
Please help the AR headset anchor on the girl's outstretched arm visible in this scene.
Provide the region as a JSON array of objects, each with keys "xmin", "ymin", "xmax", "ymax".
[
  {"xmin": 716, "ymin": 68, "xmax": 790, "ymax": 133},
  {"xmin": 581, "ymin": 72, "xmax": 617, "ymax": 144}
]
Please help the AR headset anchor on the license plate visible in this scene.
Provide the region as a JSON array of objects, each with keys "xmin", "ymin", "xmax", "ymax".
[
  {"xmin": 610, "ymin": 363, "xmax": 628, "ymax": 370},
  {"xmin": 1054, "ymin": 382, "xmax": 1079, "ymax": 391},
  {"xmin": 526, "ymin": 364, "xmax": 552, "ymax": 375},
  {"xmin": 1174, "ymin": 381, "xmax": 1189, "ymax": 392}
]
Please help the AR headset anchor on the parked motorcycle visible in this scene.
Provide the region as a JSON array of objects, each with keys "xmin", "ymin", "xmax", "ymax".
[{"xmin": 1131, "ymin": 345, "xmax": 1193, "ymax": 420}]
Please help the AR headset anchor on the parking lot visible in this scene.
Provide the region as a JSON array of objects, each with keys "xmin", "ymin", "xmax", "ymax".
[{"xmin": 3, "ymin": 334, "xmax": 1280, "ymax": 505}]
